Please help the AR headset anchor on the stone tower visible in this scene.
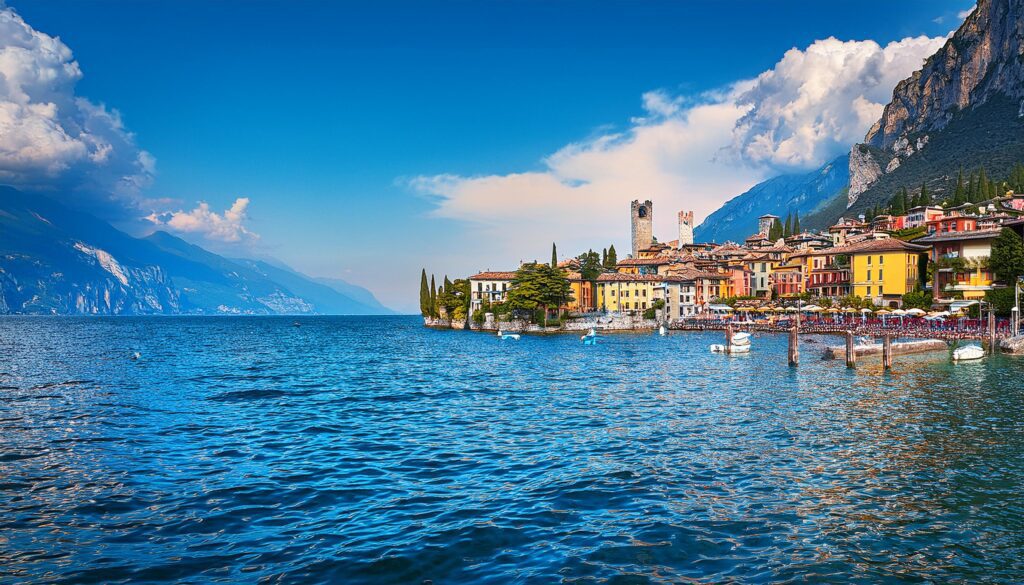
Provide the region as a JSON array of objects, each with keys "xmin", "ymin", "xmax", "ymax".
[
  {"xmin": 758, "ymin": 214, "xmax": 779, "ymax": 237},
  {"xmin": 630, "ymin": 200, "xmax": 653, "ymax": 257},
  {"xmin": 677, "ymin": 210, "xmax": 694, "ymax": 247}
]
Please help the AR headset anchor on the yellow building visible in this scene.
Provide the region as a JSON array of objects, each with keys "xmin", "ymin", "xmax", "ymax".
[
  {"xmin": 565, "ymin": 272, "xmax": 595, "ymax": 313},
  {"xmin": 596, "ymin": 273, "xmax": 664, "ymax": 313},
  {"xmin": 847, "ymin": 238, "xmax": 928, "ymax": 307}
]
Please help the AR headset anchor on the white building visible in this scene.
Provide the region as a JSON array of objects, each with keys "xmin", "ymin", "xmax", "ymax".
[{"xmin": 468, "ymin": 271, "xmax": 517, "ymax": 312}]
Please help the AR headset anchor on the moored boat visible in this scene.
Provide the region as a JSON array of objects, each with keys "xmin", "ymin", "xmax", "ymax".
[{"xmin": 952, "ymin": 343, "xmax": 984, "ymax": 362}]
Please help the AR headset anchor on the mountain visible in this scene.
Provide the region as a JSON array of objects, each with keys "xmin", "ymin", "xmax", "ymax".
[
  {"xmin": 806, "ymin": 0, "xmax": 1024, "ymax": 228},
  {"xmin": 0, "ymin": 187, "xmax": 391, "ymax": 315},
  {"xmin": 694, "ymin": 154, "xmax": 849, "ymax": 243},
  {"xmin": 233, "ymin": 259, "xmax": 395, "ymax": 315}
]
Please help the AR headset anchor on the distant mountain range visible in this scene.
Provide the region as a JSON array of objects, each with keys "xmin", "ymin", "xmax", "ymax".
[
  {"xmin": 694, "ymin": 154, "xmax": 848, "ymax": 243},
  {"xmin": 0, "ymin": 187, "xmax": 392, "ymax": 315}
]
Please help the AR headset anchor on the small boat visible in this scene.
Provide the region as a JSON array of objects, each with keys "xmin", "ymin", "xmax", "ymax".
[
  {"xmin": 857, "ymin": 335, "xmax": 874, "ymax": 346},
  {"xmin": 952, "ymin": 343, "xmax": 984, "ymax": 362},
  {"xmin": 711, "ymin": 343, "xmax": 750, "ymax": 354},
  {"xmin": 731, "ymin": 332, "xmax": 751, "ymax": 346},
  {"xmin": 658, "ymin": 325, "xmax": 667, "ymax": 336},
  {"xmin": 498, "ymin": 330, "xmax": 521, "ymax": 341},
  {"xmin": 581, "ymin": 328, "xmax": 598, "ymax": 345}
]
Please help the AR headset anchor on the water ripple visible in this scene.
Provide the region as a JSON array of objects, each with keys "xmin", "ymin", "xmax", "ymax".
[{"xmin": 1, "ymin": 315, "xmax": 1024, "ymax": 583}]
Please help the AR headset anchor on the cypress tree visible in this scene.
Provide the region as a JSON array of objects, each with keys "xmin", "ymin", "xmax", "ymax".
[
  {"xmin": 900, "ymin": 186, "xmax": 910, "ymax": 213},
  {"xmin": 551, "ymin": 243, "xmax": 557, "ymax": 268},
  {"xmin": 977, "ymin": 167, "xmax": 989, "ymax": 202},
  {"xmin": 429, "ymin": 275, "xmax": 437, "ymax": 318},
  {"xmin": 419, "ymin": 269, "xmax": 429, "ymax": 316},
  {"xmin": 443, "ymin": 276, "xmax": 453, "ymax": 294},
  {"xmin": 769, "ymin": 218, "xmax": 783, "ymax": 240},
  {"xmin": 602, "ymin": 248, "xmax": 608, "ymax": 267},
  {"xmin": 607, "ymin": 245, "xmax": 618, "ymax": 266},
  {"xmin": 965, "ymin": 174, "xmax": 975, "ymax": 204},
  {"xmin": 792, "ymin": 212, "xmax": 801, "ymax": 235},
  {"xmin": 783, "ymin": 214, "xmax": 792, "ymax": 238}
]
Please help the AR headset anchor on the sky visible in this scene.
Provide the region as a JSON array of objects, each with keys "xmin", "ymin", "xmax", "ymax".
[{"xmin": 1, "ymin": 0, "xmax": 975, "ymax": 313}]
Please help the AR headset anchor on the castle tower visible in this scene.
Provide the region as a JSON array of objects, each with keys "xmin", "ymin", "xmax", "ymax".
[
  {"xmin": 677, "ymin": 210, "xmax": 694, "ymax": 247},
  {"xmin": 630, "ymin": 200, "xmax": 653, "ymax": 257},
  {"xmin": 758, "ymin": 214, "xmax": 779, "ymax": 237}
]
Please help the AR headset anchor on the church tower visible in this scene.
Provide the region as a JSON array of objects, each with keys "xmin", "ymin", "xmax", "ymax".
[
  {"xmin": 630, "ymin": 200, "xmax": 653, "ymax": 257},
  {"xmin": 677, "ymin": 210, "xmax": 694, "ymax": 247}
]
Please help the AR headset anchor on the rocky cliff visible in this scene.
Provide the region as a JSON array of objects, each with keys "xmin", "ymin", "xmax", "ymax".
[
  {"xmin": 866, "ymin": 0, "xmax": 1024, "ymax": 152},
  {"xmin": 822, "ymin": 0, "xmax": 1024, "ymax": 224}
]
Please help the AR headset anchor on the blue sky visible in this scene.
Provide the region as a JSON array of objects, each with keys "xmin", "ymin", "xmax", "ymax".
[{"xmin": 4, "ymin": 0, "xmax": 973, "ymax": 312}]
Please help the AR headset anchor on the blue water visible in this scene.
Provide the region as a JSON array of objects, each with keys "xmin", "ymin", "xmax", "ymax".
[{"xmin": 2, "ymin": 316, "xmax": 1024, "ymax": 584}]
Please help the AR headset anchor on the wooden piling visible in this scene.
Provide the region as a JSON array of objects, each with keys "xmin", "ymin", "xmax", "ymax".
[
  {"xmin": 725, "ymin": 324, "xmax": 734, "ymax": 354},
  {"xmin": 989, "ymin": 310, "xmax": 997, "ymax": 355},
  {"xmin": 882, "ymin": 334, "xmax": 892, "ymax": 369},
  {"xmin": 788, "ymin": 326, "xmax": 799, "ymax": 366},
  {"xmin": 845, "ymin": 331, "xmax": 856, "ymax": 369}
]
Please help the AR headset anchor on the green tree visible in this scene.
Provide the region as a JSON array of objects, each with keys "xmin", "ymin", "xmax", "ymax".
[
  {"xmin": 976, "ymin": 166, "xmax": 989, "ymax": 203},
  {"xmin": 769, "ymin": 218, "xmax": 783, "ymax": 240},
  {"xmin": 438, "ymin": 278, "xmax": 471, "ymax": 322},
  {"xmin": 792, "ymin": 212, "xmax": 801, "ymax": 235},
  {"xmin": 606, "ymin": 245, "xmax": 618, "ymax": 267},
  {"xmin": 601, "ymin": 248, "xmax": 608, "ymax": 267},
  {"xmin": 507, "ymin": 263, "xmax": 574, "ymax": 326},
  {"xmin": 990, "ymin": 228, "xmax": 1024, "ymax": 284},
  {"xmin": 985, "ymin": 287, "xmax": 1017, "ymax": 316},
  {"xmin": 901, "ymin": 288, "xmax": 932, "ymax": 310},
  {"xmin": 429, "ymin": 274, "xmax": 437, "ymax": 318},
  {"xmin": 953, "ymin": 169, "xmax": 964, "ymax": 204},
  {"xmin": 577, "ymin": 250, "xmax": 603, "ymax": 281},
  {"xmin": 890, "ymin": 190, "xmax": 905, "ymax": 215},
  {"xmin": 419, "ymin": 269, "xmax": 430, "ymax": 316},
  {"xmin": 783, "ymin": 213, "xmax": 792, "ymax": 238},
  {"xmin": 551, "ymin": 242, "xmax": 558, "ymax": 268}
]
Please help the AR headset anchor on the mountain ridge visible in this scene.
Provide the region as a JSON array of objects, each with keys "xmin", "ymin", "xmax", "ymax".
[{"xmin": 0, "ymin": 188, "xmax": 391, "ymax": 315}]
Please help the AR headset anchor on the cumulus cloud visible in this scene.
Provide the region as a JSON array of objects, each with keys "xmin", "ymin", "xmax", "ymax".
[
  {"xmin": 0, "ymin": 7, "xmax": 155, "ymax": 214},
  {"xmin": 958, "ymin": 8, "xmax": 974, "ymax": 19},
  {"xmin": 412, "ymin": 35, "xmax": 945, "ymax": 259},
  {"xmin": 726, "ymin": 35, "xmax": 947, "ymax": 171},
  {"xmin": 145, "ymin": 198, "xmax": 257, "ymax": 243}
]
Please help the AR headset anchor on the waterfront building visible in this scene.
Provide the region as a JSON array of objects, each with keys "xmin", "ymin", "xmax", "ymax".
[
  {"xmin": 846, "ymin": 238, "xmax": 928, "ymax": 307},
  {"xmin": 595, "ymin": 273, "xmax": 664, "ymax": 313},
  {"xmin": 771, "ymin": 250, "xmax": 810, "ymax": 298},
  {"xmin": 914, "ymin": 228, "xmax": 1001, "ymax": 301},
  {"xmin": 468, "ymin": 271, "xmax": 517, "ymax": 312},
  {"xmin": 806, "ymin": 248, "xmax": 851, "ymax": 298},
  {"xmin": 927, "ymin": 213, "xmax": 977, "ymax": 235},
  {"xmin": 565, "ymin": 271, "xmax": 596, "ymax": 312},
  {"xmin": 663, "ymin": 268, "xmax": 730, "ymax": 313}
]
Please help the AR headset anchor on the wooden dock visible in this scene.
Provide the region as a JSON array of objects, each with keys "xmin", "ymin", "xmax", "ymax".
[{"xmin": 822, "ymin": 339, "xmax": 948, "ymax": 360}]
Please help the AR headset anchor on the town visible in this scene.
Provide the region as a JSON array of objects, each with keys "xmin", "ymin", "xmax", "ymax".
[{"xmin": 422, "ymin": 187, "xmax": 1024, "ymax": 344}]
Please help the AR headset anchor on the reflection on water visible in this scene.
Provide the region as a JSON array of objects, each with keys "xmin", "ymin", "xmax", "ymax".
[{"xmin": 1, "ymin": 317, "xmax": 1023, "ymax": 583}]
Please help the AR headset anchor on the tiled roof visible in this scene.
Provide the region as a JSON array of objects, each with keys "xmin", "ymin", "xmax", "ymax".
[
  {"xmin": 469, "ymin": 271, "xmax": 517, "ymax": 280},
  {"xmin": 663, "ymin": 268, "xmax": 729, "ymax": 281},
  {"xmin": 596, "ymin": 273, "xmax": 664, "ymax": 282},
  {"xmin": 617, "ymin": 257, "xmax": 674, "ymax": 265},
  {"xmin": 913, "ymin": 228, "xmax": 1003, "ymax": 243},
  {"xmin": 838, "ymin": 238, "xmax": 928, "ymax": 253}
]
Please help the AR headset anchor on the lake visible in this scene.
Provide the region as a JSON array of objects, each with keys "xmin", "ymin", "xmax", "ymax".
[{"xmin": 2, "ymin": 316, "xmax": 1023, "ymax": 583}]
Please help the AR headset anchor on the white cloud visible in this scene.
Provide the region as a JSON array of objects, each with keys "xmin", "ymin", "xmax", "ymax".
[
  {"xmin": 726, "ymin": 35, "xmax": 947, "ymax": 171},
  {"xmin": 958, "ymin": 8, "xmax": 974, "ymax": 19},
  {"xmin": 0, "ymin": 7, "xmax": 154, "ymax": 213},
  {"xmin": 145, "ymin": 198, "xmax": 258, "ymax": 243},
  {"xmin": 411, "ymin": 35, "xmax": 945, "ymax": 261}
]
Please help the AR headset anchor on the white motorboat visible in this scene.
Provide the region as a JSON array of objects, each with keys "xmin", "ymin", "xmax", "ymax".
[
  {"xmin": 581, "ymin": 328, "xmax": 598, "ymax": 345},
  {"xmin": 952, "ymin": 343, "xmax": 984, "ymax": 362},
  {"xmin": 498, "ymin": 330, "xmax": 521, "ymax": 341},
  {"xmin": 731, "ymin": 332, "xmax": 751, "ymax": 346},
  {"xmin": 658, "ymin": 325, "xmax": 667, "ymax": 336},
  {"xmin": 711, "ymin": 343, "xmax": 751, "ymax": 354}
]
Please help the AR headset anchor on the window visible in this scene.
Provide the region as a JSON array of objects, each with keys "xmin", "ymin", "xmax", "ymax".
[
  {"xmin": 867, "ymin": 256, "xmax": 872, "ymax": 265},
  {"xmin": 879, "ymin": 270, "xmax": 883, "ymax": 281},
  {"xmin": 879, "ymin": 255, "xmax": 884, "ymax": 264},
  {"xmin": 867, "ymin": 270, "xmax": 871, "ymax": 281},
  {"xmin": 642, "ymin": 289, "xmax": 647, "ymax": 297},
  {"xmin": 866, "ymin": 286, "xmax": 871, "ymax": 296}
]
